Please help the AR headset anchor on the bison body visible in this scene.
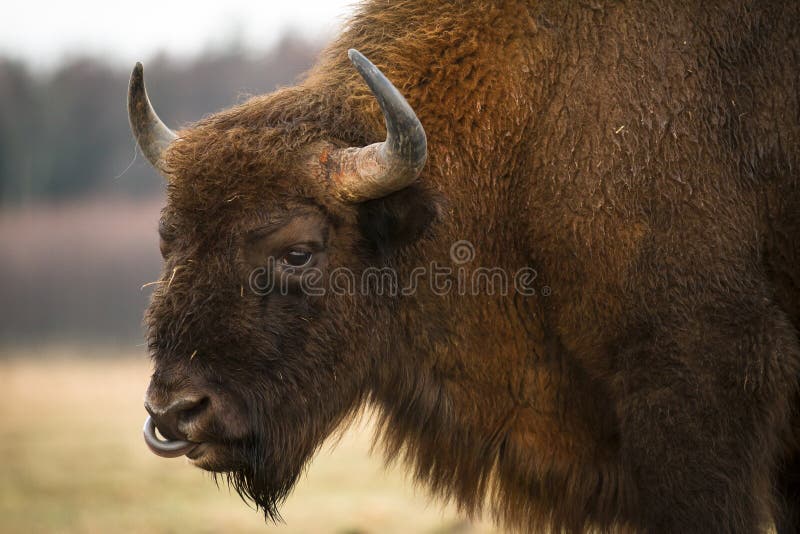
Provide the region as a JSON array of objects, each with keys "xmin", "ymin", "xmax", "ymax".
[{"xmin": 134, "ymin": 2, "xmax": 800, "ymax": 532}]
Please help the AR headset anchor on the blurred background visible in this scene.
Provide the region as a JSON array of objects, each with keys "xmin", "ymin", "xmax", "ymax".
[{"xmin": 0, "ymin": 1, "xmax": 496, "ymax": 532}]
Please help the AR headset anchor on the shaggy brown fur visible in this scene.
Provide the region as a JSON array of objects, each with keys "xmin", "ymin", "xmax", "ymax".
[{"xmin": 143, "ymin": 1, "xmax": 800, "ymax": 532}]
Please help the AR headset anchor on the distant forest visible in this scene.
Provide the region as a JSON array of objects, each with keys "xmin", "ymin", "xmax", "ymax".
[{"xmin": 0, "ymin": 36, "xmax": 324, "ymax": 206}]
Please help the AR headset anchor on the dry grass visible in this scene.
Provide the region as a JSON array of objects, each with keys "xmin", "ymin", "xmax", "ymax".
[{"xmin": 0, "ymin": 347, "xmax": 499, "ymax": 533}]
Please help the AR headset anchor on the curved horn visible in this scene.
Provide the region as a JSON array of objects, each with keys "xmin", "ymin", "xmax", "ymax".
[
  {"xmin": 128, "ymin": 62, "xmax": 177, "ymax": 173},
  {"xmin": 329, "ymin": 49, "xmax": 427, "ymax": 202}
]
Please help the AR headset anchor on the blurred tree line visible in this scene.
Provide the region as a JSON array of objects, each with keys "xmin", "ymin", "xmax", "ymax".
[{"xmin": 0, "ymin": 35, "xmax": 323, "ymax": 206}]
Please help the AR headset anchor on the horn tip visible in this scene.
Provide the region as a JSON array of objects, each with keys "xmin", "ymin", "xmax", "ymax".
[
  {"xmin": 347, "ymin": 48, "xmax": 370, "ymax": 70},
  {"xmin": 129, "ymin": 63, "xmax": 144, "ymax": 93}
]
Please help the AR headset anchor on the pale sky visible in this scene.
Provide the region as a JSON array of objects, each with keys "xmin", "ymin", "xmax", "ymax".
[{"xmin": 0, "ymin": 0, "xmax": 357, "ymax": 69}]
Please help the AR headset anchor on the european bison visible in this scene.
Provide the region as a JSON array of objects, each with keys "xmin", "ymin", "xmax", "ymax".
[{"xmin": 132, "ymin": 1, "xmax": 800, "ymax": 532}]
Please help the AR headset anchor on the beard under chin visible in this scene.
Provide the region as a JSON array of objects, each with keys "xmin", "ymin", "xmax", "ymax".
[
  {"xmin": 218, "ymin": 454, "xmax": 300, "ymax": 522},
  {"xmin": 208, "ymin": 379, "xmax": 356, "ymax": 521},
  {"xmin": 215, "ymin": 415, "xmax": 318, "ymax": 522}
]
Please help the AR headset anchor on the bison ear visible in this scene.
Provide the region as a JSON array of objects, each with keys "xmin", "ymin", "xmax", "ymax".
[{"xmin": 357, "ymin": 183, "xmax": 441, "ymax": 256}]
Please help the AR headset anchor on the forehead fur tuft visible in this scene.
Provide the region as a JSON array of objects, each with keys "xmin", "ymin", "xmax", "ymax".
[{"xmin": 159, "ymin": 82, "xmax": 383, "ymax": 219}]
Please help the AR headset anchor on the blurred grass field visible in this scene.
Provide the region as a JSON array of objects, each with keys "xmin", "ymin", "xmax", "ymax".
[{"xmin": 0, "ymin": 347, "xmax": 498, "ymax": 533}]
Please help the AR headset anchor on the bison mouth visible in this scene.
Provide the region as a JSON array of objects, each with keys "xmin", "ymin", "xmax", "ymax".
[
  {"xmin": 142, "ymin": 416, "xmax": 225, "ymax": 469},
  {"xmin": 142, "ymin": 413, "xmax": 308, "ymax": 520}
]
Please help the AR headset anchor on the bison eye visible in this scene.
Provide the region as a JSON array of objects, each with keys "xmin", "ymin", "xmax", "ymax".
[{"xmin": 281, "ymin": 250, "xmax": 312, "ymax": 268}]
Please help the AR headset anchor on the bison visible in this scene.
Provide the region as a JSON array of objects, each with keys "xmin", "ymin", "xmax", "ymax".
[{"xmin": 131, "ymin": 1, "xmax": 800, "ymax": 532}]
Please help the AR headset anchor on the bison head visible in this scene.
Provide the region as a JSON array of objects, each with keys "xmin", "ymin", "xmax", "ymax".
[{"xmin": 130, "ymin": 50, "xmax": 435, "ymax": 518}]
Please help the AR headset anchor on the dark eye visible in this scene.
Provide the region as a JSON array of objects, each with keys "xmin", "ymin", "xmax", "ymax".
[
  {"xmin": 281, "ymin": 250, "xmax": 312, "ymax": 268},
  {"xmin": 158, "ymin": 219, "xmax": 176, "ymax": 258}
]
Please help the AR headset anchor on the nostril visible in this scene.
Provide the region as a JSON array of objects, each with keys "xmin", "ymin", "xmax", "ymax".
[
  {"xmin": 144, "ymin": 396, "xmax": 209, "ymax": 440},
  {"xmin": 145, "ymin": 397, "xmax": 204, "ymax": 417}
]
